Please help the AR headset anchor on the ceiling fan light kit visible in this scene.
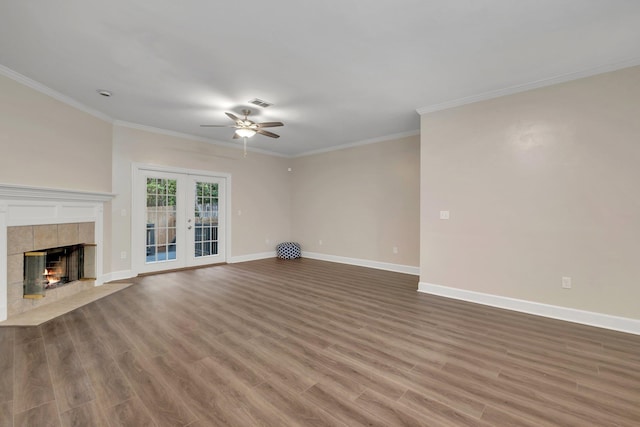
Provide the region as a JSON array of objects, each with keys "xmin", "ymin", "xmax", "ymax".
[
  {"xmin": 200, "ymin": 108, "xmax": 284, "ymax": 156},
  {"xmin": 235, "ymin": 128, "xmax": 257, "ymax": 138}
]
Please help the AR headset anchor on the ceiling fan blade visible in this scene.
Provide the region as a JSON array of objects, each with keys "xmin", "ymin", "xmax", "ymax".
[
  {"xmin": 225, "ymin": 112, "xmax": 241, "ymax": 123},
  {"xmin": 256, "ymin": 121, "xmax": 284, "ymax": 128},
  {"xmin": 256, "ymin": 129, "xmax": 280, "ymax": 139},
  {"xmin": 200, "ymin": 124, "xmax": 235, "ymax": 127}
]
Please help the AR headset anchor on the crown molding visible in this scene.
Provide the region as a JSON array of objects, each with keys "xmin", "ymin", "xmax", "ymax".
[
  {"xmin": 0, "ymin": 62, "xmax": 420, "ymax": 159},
  {"xmin": 416, "ymin": 57, "xmax": 640, "ymax": 115},
  {"xmin": 0, "ymin": 64, "xmax": 289, "ymax": 157},
  {"xmin": 113, "ymin": 120, "xmax": 290, "ymax": 158},
  {"xmin": 0, "ymin": 183, "xmax": 115, "ymax": 202},
  {"xmin": 0, "ymin": 64, "xmax": 113, "ymax": 123},
  {"xmin": 292, "ymin": 129, "xmax": 420, "ymax": 158}
]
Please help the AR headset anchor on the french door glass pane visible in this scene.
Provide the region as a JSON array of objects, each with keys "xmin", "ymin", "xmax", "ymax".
[
  {"xmin": 145, "ymin": 178, "xmax": 177, "ymax": 263},
  {"xmin": 194, "ymin": 181, "xmax": 218, "ymax": 257}
]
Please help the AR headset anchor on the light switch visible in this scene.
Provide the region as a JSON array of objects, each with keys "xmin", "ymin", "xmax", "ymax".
[{"xmin": 439, "ymin": 210, "xmax": 450, "ymax": 220}]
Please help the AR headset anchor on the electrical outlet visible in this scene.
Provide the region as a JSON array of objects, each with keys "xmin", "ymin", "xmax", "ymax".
[
  {"xmin": 120, "ymin": 251, "xmax": 127, "ymax": 260},
  {"xmin": 392, "ymin": 246, "xmax": 398, "ymax": 254},
  {"xmin": 318, "ymin": 239, "xmax": 323, "ymax": 246},
  {"xmin": 440, "ymin": 210, "xmax": 450, "ymax": 220},
  {"xmin": 562, "ymin": 276, "xmax": 572, "ymax": 289}
]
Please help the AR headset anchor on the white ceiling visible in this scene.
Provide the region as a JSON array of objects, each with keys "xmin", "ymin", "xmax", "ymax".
[{"xmin": 1, "ymin": 1, "xmax": 639, "ymax": 156}]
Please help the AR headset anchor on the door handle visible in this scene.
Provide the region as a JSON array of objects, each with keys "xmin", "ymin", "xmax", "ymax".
[{"xmin": 188, "ymin": 226, "xmax": 192, "ymax": 230}]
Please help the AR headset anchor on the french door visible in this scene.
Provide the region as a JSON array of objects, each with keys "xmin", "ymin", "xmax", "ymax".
[
  {"xmin": 188, "ymin": 175, "xmax": 226, "ymax": 267},
  {"xmin": 134, "ymin": 166, "xmax": 227, "ymax": 274}
]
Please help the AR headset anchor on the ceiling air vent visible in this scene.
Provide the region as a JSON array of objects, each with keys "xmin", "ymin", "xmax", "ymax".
[{"xmin": 249, "ymin": 98, "xmax": 273, "ymax": 108}]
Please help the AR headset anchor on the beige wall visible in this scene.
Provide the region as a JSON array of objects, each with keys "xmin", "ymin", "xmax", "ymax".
[
  {"xmin": 420, "ymin": 66, "xmax": 640, "ymax": 319},
  {"xmin": 111, "ymin": 125, "xmax": 291, "ymax": 273},
  {"xmin": 0, "ymin": 74, "xmax": 112, "ymax": 192},
  {"xmin": 0, "ymin": 73, "xmax": 113, "ymax": 272},
  {"xmin": 291, "ymin": 135, "xmax": 420, "ymax": 268}
]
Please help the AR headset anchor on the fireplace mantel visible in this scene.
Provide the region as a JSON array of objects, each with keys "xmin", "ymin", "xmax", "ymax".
[
  {"xmin": 0, "ymin": 183, "xmax": 115, "ymax": 321},
  {"xmin": 0, "ymin": 183, "xmax": 114, "ymax": 202}
]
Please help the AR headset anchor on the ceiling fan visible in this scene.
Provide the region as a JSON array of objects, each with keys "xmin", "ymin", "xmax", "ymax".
[{"xmin": 200, "ymin": 109, "xmax": 284, "ymax": 139}]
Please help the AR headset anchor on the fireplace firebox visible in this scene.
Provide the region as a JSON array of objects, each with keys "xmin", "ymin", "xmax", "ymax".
[{"xmin": 23, "ymin": 244, "xmax": 96, "ymax": 298}]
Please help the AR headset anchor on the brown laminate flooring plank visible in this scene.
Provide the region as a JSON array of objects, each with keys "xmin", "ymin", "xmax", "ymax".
[
  {"xmin": 431, "ymin": 361, "xmax": 618, "ymax": 427},
  {"xmin": 498, "ymin": 366, "xmax": 640, "ymax": 422},
  {"xmin": 0, "ymin": 400, "xmax": 13, "ymax": 427},
  {"xmin": 398, "ymin": 388, "xmax": 491, "ymax": 427},
  {"xmin": 13, "ymin": 336, "xmax": 55, "ymax": 414},
  {"xmin": 59, "ymin": 400, "xmax": 110, "ymax": 427},
  {"xmin": 255, "ymin": 381, "xmax": 346, "ymax": 427},
  {"xmin": 78, "ymin": 303, "xmax": 135, "ymax": 358},
  {"xmin": 254, "ymin": 334, "xmax": 368, "ymax": 400},
  {"xmin": 14, "ymin": 401, "xmax": 60, "ymax": 427},
  {"xmin": 151, "ymin": 351, "xmax": 254, "ymax": 427},
  {"xmin": 352, "ymin": 389, "xmax": 431, "ymax": 427},
  {"xmin": 41, "ymin": 319, "xmax": 96, "ymax": 413},
  {"xmin": 0, "ymin": 328, "xmax": 15, "ymax": 404},
  {"xmin": 62, "ymin": 310, "xmax": 134, "ymax": 409},
  {"xmin": 115, "ymin": 351, "xmax": 196, "ymax": 427},
  {"xmin": 302, "ymin": 383, "xmax": 388, "ymax": 427},
  {"xmin": 192, "ymin": 355, "xmax": 293, "ymax": 426},
  {"xmin": 104, "ymin": 397, "xmax": 157, "ymax": 427},
  {"xmin": 216, "ymin": 332, "xmax": 317, "ymax": 393},
  {"xmin": 2, "ymin": 258, "xmax": 640, "ymax": 426},
  {"xmin": 480, "ymin": 405, "xmax": 545, "ymax": 427},
  {"xmin": 13, "ymin": 327, "xmax": 42, "ymax": 345},
  {"xmin": 304, "ymin": 340, "xmax": 409, "ymax": 401}
]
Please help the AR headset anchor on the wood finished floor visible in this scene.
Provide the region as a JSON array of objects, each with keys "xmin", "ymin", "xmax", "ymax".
[{"xmin": 1, "ymin": 258, "xmax": 639, "ymax": 427}]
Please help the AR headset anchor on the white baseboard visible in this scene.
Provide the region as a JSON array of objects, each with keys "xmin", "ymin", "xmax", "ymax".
[
  {"xmin": 229, "ymin": 252, "xmax": 276, "ymax": 263},
  {"xmin": 102, "ymin": 270, "xmax": 135, "ymax": 283},
  {"xmin": 418, "ymin": 282, "xmax": 640, "ymax": 336},
  {"xmin": 303, "ymin": 252, "xmax": 420, "ymax": 275}
]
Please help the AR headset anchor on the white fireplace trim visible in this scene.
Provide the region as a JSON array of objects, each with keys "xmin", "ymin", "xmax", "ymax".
[
  {"xmin": 0, "ymin": 183, "xmax": 114, "ymax": 203},
  {"xmin": 0, "ymin": 183, "xmax": 115, "ymax": 321}
]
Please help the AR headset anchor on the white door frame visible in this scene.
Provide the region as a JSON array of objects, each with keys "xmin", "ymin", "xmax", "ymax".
[{"xmin": 131, "ymin": 163, "xmax": 232, "ymax": 275}]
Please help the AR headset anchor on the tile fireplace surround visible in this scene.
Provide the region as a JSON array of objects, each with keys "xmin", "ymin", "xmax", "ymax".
[{"xmin": 0, "ymin": 183, "xmax": 114, "ymax": 321}]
